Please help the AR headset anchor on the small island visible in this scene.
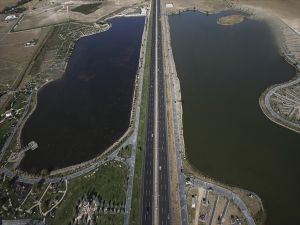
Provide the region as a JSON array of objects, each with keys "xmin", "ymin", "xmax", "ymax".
[{"xmin": 217, "ymin": 14, "xmax": 245, "ymax": 26}]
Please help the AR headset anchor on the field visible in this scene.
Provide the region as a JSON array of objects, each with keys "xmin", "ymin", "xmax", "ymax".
[
  {"xmin": 0, "ymin": 28, "xmax": 47, "ymax": 92},
  {"xmin": 71, "ymin": 3, "xmax": 102, "ymax": 15},
  {"xmin": 11, "ymin": 0, "xmax": 142, "ymax": 31},
  {"xmin": 48, "ymin": 161, "xmax": 127, "ymax": 225}
]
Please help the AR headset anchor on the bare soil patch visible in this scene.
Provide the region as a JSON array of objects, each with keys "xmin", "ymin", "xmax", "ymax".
[
  {"xmin": 0, "ymin": 28, "xmax": 46, "ymax": 91},
  {"xmin": 163, "ymin": 0, "xmax": 227, "ymax": 14},
  {"xmin": 0, "ymin": 0, "xmax": 18, "ymax": 12}
]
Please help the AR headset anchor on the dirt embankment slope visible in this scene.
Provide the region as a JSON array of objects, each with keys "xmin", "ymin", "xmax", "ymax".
[
  {"xmin": 165, "ymin": 0, "xmax": 227, "ymax": 14},
  {"xmin": 232, "ymin": 0, "xmax": 300, "ymax": 33}
]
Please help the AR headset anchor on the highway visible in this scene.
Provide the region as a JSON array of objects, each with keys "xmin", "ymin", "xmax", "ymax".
[
  {"xmin": 157, "ymin": 0, "xmax": 171, "ymax": 223},
  {"xmin": 140, "ymin": 0, "xmax": 156, "ymax": 223},
  {"xmin": 141, "ymin": 0, "xmax": 171, "ymax": 224},
  {"xmin": 140, "ymin": 2, "xmax": 260, "ymax": 225}
]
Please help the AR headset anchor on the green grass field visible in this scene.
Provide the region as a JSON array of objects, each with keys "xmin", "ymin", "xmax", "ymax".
[
  {"xmin": 47, "ymin": 161, "xmax": 127, "ymax": 225},
  {"xmin": 71, "ymin": 3, "xmax": 102, "ymax": 15}
]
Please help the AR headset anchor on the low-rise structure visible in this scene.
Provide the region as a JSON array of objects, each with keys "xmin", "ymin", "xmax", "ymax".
[{"xmin": 5, "ymin": 15, "xmax": 17, "ymax": 21}]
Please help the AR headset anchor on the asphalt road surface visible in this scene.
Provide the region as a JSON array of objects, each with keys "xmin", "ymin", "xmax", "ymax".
[
  {"xmin": 140, "ymin": 0, "xmax": 156, "ymax": 223},
  {"xmin": 156, "ymin": 0, "xmax": 171, "ymax": 224},
  {"xmin": 141, "ymin": 0, "xmax": 171, "ymax": 224}
]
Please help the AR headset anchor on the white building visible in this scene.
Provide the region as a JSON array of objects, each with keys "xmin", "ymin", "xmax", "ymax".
[
  {"xmin": 166, "ymin": 3, "xmax": 173, "ymax": 8},
  {"xmin": 5, "ymin": 110, "xmax": 12, "ymax": 118},
  {"xmin": 191, "ymin": 195, "xmax": 196, "ymax": 208},
  {"xmin": 5, "ymin": 15, "xmax": 17, "ymax": 21},
  {"xmin": 141, "ymin": 7, "xmax": 147, "ymax": 15}
]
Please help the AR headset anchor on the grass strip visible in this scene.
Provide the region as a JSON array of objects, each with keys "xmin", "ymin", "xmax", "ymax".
[{"xmin": 129, "ymin": 11, "xmax": 153, "ymax": 225}]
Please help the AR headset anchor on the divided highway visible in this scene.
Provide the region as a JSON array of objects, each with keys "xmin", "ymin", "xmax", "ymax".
[
  {"xmin": 157, "ymin": 0, "xmax": 171, "ymax": 223},
  {"xmin": 140, "ymin": 0, "xmax": 156, "ymax": 223},
  {"xmin": 141, "ymin": 0, "xmax": 171, "ymax": 224}
]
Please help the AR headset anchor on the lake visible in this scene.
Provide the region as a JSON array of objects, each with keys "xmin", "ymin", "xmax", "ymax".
[
  {"xmin": 20, "ymin": 17, "xmax": 145, "ymax": 173},
  {"xmin": 169, "ymin": 11, "xmax": 300, "ymax": 225}
]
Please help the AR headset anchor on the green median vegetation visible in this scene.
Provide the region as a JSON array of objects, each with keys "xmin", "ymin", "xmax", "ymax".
[{"xmin": 129, "ymin": 12, "xmax": 153, "ymax": 225}]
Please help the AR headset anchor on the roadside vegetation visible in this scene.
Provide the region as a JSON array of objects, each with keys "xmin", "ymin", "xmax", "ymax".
[
  {"xmin": 71, "ymin": 3, "xmax": 102, "ymax": 15},
  {"xmin": 118, "ymin": 145, "xmax": 132, "ymax": 160},
  {"xmin": 129, "ymin": 12, "xmax": 152, "ymax": 225}
]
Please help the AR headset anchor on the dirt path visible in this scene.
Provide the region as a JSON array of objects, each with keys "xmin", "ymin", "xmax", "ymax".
[{"xmin": 193, "ymin": 187, "xmax": 205, "ymax": 225}]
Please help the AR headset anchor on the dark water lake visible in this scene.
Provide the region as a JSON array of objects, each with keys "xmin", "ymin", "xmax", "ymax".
[
  {"xmin": 20, "ymin": 17, "xmax": 144, "ymax": 172},
  {"xmin": 169, "ymin": 11, "xmax": 300, "ymax": 225}
]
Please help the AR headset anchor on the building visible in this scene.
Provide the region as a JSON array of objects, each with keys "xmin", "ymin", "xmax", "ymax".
[
  {"xmin": 166, "ymin": 3, "xmax": 173, "ymax": 8},
  {"xmin": 191, "ymin": 195, "xmax": 196, "ymax": 208},
  {"xmin": 5, "ymin": 15, "xmax": 17, "ymax": 21}
]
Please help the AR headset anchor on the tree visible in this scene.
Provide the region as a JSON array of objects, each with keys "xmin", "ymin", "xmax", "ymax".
[{"xmin": 37, "ymin": 178, "xmax": 45, "ymax": 190}]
